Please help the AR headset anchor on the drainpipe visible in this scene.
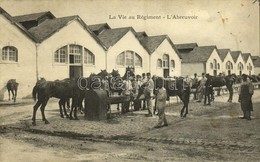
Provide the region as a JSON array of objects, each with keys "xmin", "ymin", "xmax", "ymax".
[{"xmin": 35, "ymin": 43, "xmax": 39, "ymax": 81}]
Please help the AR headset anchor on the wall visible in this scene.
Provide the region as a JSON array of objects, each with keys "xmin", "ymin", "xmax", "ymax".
[
  {"xmin": 150, "ymin": 39, "xmax": 181, "ymax": 77},
  {"xmin": 206, "ymin": 49, "xmax": 222, "ymax": 76},
  {"xmin": 0, "ymin": 15, "xmax": 36, "ymax": 100},
  {"xmin": 181, "ymin": 63, "xmax": 204, "ymax": 77},
  {"xmin": 222, "ymin": 52, "xmax": 235, "ymax": 75},
  {"xmin": 37, "ymin": 20, "xmax": 106, "ymax": 80},
  {"xmin": 106, "ymin": 31, "xmax": 149, "ymax": 76}
]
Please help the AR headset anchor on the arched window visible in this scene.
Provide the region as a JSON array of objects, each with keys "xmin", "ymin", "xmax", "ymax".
[
  {"xmin": 210, "ymin": 63, "xmax": 213, "ymax": 69},
  {"xmin": 54, "ymin": 46, "xmax": 67, "ymax": 63},
  {"xmin": 248, "ymin": 63, "xmax": 252, "ymax": 71},
  {"xmin": 238, "ymin": 62, "xmax": 244, "ymax": 71},
  {"xmin": 163, "ymin": 54, "xmax": 169, "ymax": 68},
  {"xmin": 2, "ymin": 46, "xmax": 18, "ymax": 62},
  {"xmin": 135, "ymin": 54, "xmax": 142, "ymax": 67},
  {"xmin": 116, "ymin": 50, "xmax": 142, "ymax": 67},
  {"xmin": 217, "ymin": 63, "xmax": 220, "ymax": 69},
  {"xmin": 84, "ymin": 48, "xmax": 95, "ymax": 65},
  {"xmin": 213, "ymin": 59, "xmax": 217, "ymax": 69},
  {"xmin": 230, "ymin": 62, "xmax": 233, "ymax": 69},
  {"xmin": 170, "ymin": 60, "xmax": 175, "ymax": 68},
  {"xmin": 157, "ymin": 59, "xmax": 162, "ymax": 68}
]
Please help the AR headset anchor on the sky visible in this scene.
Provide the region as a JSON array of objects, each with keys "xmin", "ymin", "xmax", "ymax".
[{"xmin": 0, "ymin": 0, "xmax": 259, "ymax": 56}]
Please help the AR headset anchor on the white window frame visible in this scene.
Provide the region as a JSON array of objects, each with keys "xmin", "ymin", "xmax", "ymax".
[{"xmin": 1, "ymin": 46, "xmax": 18, "ymax": 63}]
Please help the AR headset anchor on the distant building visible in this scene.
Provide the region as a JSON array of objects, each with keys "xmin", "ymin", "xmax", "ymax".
[
  {"xmin": 230, "ymin": 51, "xmax": 245, "ymax": 75},
  {"xmin": 241, "ymin": 53, "xmax": 254, "ymax": 75},
  {"xmin": 180, "ymin": 46, "xmax": 222, "ymax": 77},
  {"xmin": 218, "ymin": 49, "xmax": 235, "ymax": 75},
  {"xmin": 252, "ymin": 56, "xmax": 260, "ymax": 75}
]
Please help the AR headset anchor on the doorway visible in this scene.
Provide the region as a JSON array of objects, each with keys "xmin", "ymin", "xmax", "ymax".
[
  {"xmin": 163, "ymin": 69, "xmax": 169, "ymax": 78},
  {"xmin": 69, "ymin": 66, "xmax": 82, "ymax": 78}
]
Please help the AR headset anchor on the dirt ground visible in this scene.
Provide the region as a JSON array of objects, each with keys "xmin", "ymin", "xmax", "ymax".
[{"xmin": 0, "ymin": 90, "xmax": 260, "ymax": 162}]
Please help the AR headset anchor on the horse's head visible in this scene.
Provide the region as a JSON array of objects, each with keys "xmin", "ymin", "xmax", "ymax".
[{"xmin": 110, "ymin": 69, "xmax": 120, "ymax": 77}]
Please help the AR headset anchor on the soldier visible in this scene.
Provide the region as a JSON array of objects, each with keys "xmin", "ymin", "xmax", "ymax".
[
  {"xmin": 144, "ymin": 72, "xmax": 154, "ymax": 117},
  {"xmin": 238, "ymin": 74, "xmax": 254, "ymax": 120},
  {"xmin": 204, "ymin": 73, "xmax": 212, "ymax": 105},
  {"xmin": 141, "ymin": 73, "xmax": 147, "ymax": 109},
  {"xmin": 121, "ymin": 76, "xmax": 133, "ymax": 113},
  {"xmin": 154, "ymin": 77, "xmax": 168, "ymax": 128},
  {"xmin": 197, "ymin": 73, "xmax": 207, "ymax": 102}
]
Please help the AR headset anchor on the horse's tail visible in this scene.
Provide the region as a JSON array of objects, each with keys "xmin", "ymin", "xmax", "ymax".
[{"xmin": 32, "ymin": 85, "xmax": 38, "ymax": 101}]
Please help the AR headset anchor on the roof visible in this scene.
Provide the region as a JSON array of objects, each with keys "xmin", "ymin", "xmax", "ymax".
[
  {"xmin": 13, "ymin": 11, "xmax": 55, "ymax": 22},
  {"xmin": 139, "ymin": 35, "xmax": 167, "ymax": 54},
  {"xmin": 252, "ymin": 56, "xmax": 260, "ymax": 67},
  {"xmin": 241, "ymin": 53, "xmax": 251, "ymax": 63},
  {"xmin": 136, "ymin": 31, "xmax": 148, "ymax": 39},
  {"xmin": 0, "ymin": 7, "xmax": 38, "ymax": 42},
  {"xmin": 230, "ymin": 51, "xmax": 242, "ymax": 63},
  {"xmin": 180, "ymin": 46, "xmax": 217, "ymax": 63},
  {"xmin": 28, "ymin": 15, "xmax": 106, "ymax": 49},
  {"xmin": 218, "ymin": 49, "xmax": 230, "ymax": 61},
  {"xmin": 175, "ymin": 43, "xmax": 198, "ymax": 50},
  {"xmin": 88, "ymin": 23, "xmax": 110, "ymax": 32},
  {"xmin": 97, "ymin": 27, "xmax": 135, "ymax": 48},
  {"xmin": 138, "ymin": 35, "xmax": 181, "ymax": 58}
]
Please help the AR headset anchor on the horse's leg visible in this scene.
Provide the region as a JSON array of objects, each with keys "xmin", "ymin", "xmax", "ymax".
[
  {"xmin": 62, "ymin": 100, "xmax": 70, "ymax": 118},
  {"xmin": 183, "ymin": 102, "xmax": 188, "ymax": 117},
  {"xmin": 32, "ymin": 100, "xmax": 42, "ymax": 126},
  {"xmin": 40, "ymin": 98, "xmax": 50, "ymax": 124},
  {"xmin": 180, "ymin": 105, "xmax": 185, "ymax": 117},
  {"xmin": 59, "ymin": 99, "xmax": 64, "ymax": 118},
  {"xmin": 66, "ymin": 99, "xmax": 70, "ymax": 109},
  {"xmin": 14, "ymin": 90, "xmax": 17, "ymax": 102},
  {"xmin": 8, "ymin": 90, "xmax": 11, "ymax": 101}
]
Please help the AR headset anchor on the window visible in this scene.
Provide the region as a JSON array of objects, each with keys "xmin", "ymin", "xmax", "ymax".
[
  {"xmin": 117, "ymin": 53, "xmax": 125, "ymax": 66},
  {"xmin": 54, "ymin": 46, "xmax": 67, "ymax": 63},
  {"xmin": 248, "ymin": 63, "xmax": 252, "ymax": 71},
  {"xmin": 157, "ymin": 59, "xmax": 162, "ymax": 68},
  {"xmin": 125, "ymin": 51, "xmax": 134, "ymax": 66},
  {"xmin": 84, "ymin": 48, "xmax": 95, "ymax": 65},
  {"xmin": 116, "ymin": 50, "xmax": 142, "ymax": 67},
  {"xmin": 230, "ymin": 63, "xmax": 233, "ymax": 69},
  {"xmin": 135, "ymin": 54, "xmax": 142, "ymax": 67},
  {"xmin": 163, "ymin": 54, "xmax": 169, "ymax": 68},
  {"xmin": 210, "ymin": 63, "xmax": 213, "ymax": 69},
  {"xmin": 2, "ymin": 46, "xmax": 18, "ymax": 62},
  {"xmin": 238, "ymin": 62, "xmax": 243, "ymax": 70},
  {"xmin": 217, "ymin": 63, "xmax": 220, "ymax": 69},
  {"xmin": 69, "ymin": 45, "xmax": 82, "ymax": 64},
  {"xmin": 170, "ymin": 60, "xmax": 175, "ymax": 68},
  {"xmin": 213, "ymin": 59, "xmax": 217, "ymax": 69}
]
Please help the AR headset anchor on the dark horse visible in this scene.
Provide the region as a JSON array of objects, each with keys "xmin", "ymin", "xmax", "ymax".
[
  {"xmin": 209, "ymin": 74, "xmax": 235, "ymax": 102},
  {"xmin": 6, "ymin": 79, "xmax": 19, "ymax": 102},
  {"xmin": 32, "ymin": 78, "xmax": 87, "ymax": 125},
  {"xmin": 136, "ymin": 77, "xmax": 191, "ymax": 117}
]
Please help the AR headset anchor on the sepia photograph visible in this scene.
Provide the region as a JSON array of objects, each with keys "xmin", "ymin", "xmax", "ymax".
[{"xmin": 0, "ymin": 0, "xmax": 260, "ymax": 161}]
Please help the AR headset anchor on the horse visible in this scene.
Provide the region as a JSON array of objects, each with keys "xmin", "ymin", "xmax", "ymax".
[
  {"xmin": 136, "ymin": 76, "xmax": 191, "ymax": 118},
  {"xmin": 6, "ymin": 79, "xmax": 19, "ymax": 102},
  {"xmin": 32, "ymin": 78, "xmax": 87, "ymax": 125},
  {"xmin": 208, "ymin": 74, "xmax": 235, "ymax": 103}
]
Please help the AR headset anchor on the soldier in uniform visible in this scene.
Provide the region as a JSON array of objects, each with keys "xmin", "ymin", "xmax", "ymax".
[
  {"xmin": 204, "ymin": 73, "xmax": 212, "ymax": 105},
  {"xmin": 121, "ymin": 76, "xmax": 133, "ymax": 113},
  {"xmin": 238, "ymin": 74, "xmax": 254, "ymax": 120},
  {"xmin": 144, "ymin": 72, "xmax": 154, "ymax": 117},
  {"xmin": 197, "ymin": 73, "xmax": 207, "ymax": 102},
  {"xmin": 154, "ymin": 77, "xmax": 168, "ymax": 128}
]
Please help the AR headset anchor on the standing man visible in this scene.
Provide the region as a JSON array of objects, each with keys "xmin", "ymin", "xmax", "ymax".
[
  {"xmin": 145, "ymin": 72, "xmax": 154, "ymax": 117},
  {"xmin": 204, "ymin": 74, "xmax": 212, "ymax": 105},
  {"xmin": 154, "ymin": 77, "xmax": 168, "ymax": 128},
  {"xmin": 197, "ymin": 73, "xmax": 207, "ymax": 102},
  {"xmin": 238, "ymin": 74, "xmax": 254, "ymax": 120},
  {"xmin": 193, "ymin": 73, "xmax": 199, "ymax": 100},
  {"xmin": 141, "ymin": 73, "xmax": 147, "ymax": 110},
  {"xmin": 121, "ymin": 76, "xmax": 133, "ymax": 113}
]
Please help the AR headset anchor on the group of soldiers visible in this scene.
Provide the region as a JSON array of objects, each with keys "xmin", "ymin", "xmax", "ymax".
[
  {"xmin": 110, "ymin": 72, "xmax": 168, "ymax": 128},
  {"xmin": 190, "ymin": 73, "xmax": 213, "ymax": 106}
]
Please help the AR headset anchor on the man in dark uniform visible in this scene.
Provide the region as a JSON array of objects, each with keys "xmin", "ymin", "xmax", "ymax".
[
  {"xmin": 204, "ymin": 73, "xmax": 212, "ymax": 105},
  {"xmin": 238, "ymin": 74, "xmax": 254, "ymax": 120}
]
